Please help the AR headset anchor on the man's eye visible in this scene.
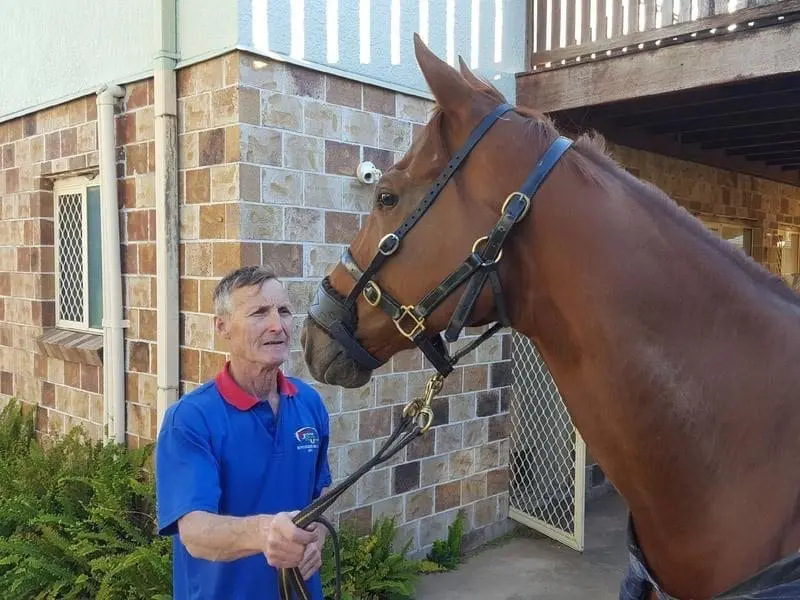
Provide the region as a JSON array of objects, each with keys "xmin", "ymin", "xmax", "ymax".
[{"xmin": 377, "ymin": 192, "xmax": 398, "ymax": 208}]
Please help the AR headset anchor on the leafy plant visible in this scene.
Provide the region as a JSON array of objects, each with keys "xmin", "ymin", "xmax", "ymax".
[
  {"xmin": 426, "ymin": 510, "xmax": 466, "ymax": 571},
  {"xmin": 321, "ymin": 517, "xmax": 423, "ymax": 600},
  {"xmin": 0, "ymin": 399, "xmax": 172, "ymax": 600}
]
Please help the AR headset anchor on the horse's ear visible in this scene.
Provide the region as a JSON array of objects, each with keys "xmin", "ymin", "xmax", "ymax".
[
  {"xmin": 413, "ymin": 33, "xmax": 471, "ymax": 119},
  {"xmin": 457, "ymin": 55, "xmax": 485, "ymax": 89}
]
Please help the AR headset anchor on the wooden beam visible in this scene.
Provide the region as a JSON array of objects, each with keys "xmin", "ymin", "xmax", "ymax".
[
  {"xmin": 516, "ymin": 19, "xmax": 800, "ymax": 114},
  {"xmin": 702, "ymin": 131, "xmax": 800, "ymax": 151},
  {"xmin": 613, "ymin": 90, "xmax": 800, "ymax": 128},
  {"xmin": 526, "ymin": 0, "xmax": 800, "ymax": 67},
  {"xmin": 593, "ymin": 120, "xmax": 800, "ymax": 186},
  {"xmin": 645, "ymin": 108, "xmax": 800, "ymax": 135},
  {"xmin": 681, "ymin": 120, "xmax": 800, "ymax": 145},
  {"xmin": 725, "ymin": 140, "xmax": 800, "ymax": 154}
]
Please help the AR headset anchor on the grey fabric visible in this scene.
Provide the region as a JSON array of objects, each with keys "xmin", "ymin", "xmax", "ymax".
[{"xmin": 620, "ymin": 515, "xmax": 800, "ymax": 600}]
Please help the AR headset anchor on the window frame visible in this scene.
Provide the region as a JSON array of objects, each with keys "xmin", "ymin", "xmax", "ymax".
[{"xmin": 53, "ymin": 175, "xmax": 103, "ymax": 333}]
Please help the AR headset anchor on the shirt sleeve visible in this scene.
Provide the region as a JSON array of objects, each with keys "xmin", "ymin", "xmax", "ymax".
[
  {"xmin": 155, "ymin": 404, "xmax": 222, "ymax": 536},
  {"xmin": 313, "ymin": 400, "xmax": 333, "ymax": 500}
]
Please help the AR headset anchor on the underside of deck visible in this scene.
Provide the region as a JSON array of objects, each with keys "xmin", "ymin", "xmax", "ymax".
[{"xmin": 516, "ymin": 2, "xmax": 800, "ymax": 185}]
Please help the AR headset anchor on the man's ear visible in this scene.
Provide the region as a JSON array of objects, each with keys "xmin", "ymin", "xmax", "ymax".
[{"xmin": 214, "ymin": 315, "xmax": 230, "ymax": 340}]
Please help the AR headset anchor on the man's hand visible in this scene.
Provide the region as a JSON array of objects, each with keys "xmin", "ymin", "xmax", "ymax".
[
  {"xmin": 262, "ymin": 511, "xmax": 316, "ymax": 569},
  {"xmin": 298, "ymin": 522, "xmax": 327, "ymax": 580}
]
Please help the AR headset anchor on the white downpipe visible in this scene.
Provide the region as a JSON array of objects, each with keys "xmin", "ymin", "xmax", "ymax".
[
  {"xmin": 154, "ymin": 0, "xmax": 180, "ymax": 429},
  {"xmin": 96, "ymin": 85, "xmax": 127, "ymax": 445}
]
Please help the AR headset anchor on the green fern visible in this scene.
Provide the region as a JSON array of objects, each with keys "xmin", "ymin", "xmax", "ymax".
[{"xmin": 426, "ymin": 510, "xmax": 466, "ymax": 571}]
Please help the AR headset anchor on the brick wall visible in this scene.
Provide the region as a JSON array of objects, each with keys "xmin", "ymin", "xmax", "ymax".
[
  {"xmin": 174, "ymin": 51, "xmax": 514, "ymax": 554},
  {"xmin": 610, "ymin": 143, "xmax": 800, "ymax": 276},
  {"xmin": 0, "ymin": 82, "xmax": 159, "ymax": 445}
]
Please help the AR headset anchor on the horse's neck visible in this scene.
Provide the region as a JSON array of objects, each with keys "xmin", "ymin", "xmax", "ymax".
[{"xmin": 505, "ymin": 168, "xmax": 800, "ymax": 597}]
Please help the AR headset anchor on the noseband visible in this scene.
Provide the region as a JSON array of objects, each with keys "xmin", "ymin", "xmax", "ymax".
[{"xmin": 309, "ymin": 102, "xmax": 573, "ymax": 377}]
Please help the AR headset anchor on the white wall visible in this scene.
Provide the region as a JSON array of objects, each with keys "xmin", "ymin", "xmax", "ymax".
[
  {"xmin": 239, "ymin": 0, "xmax": 527, "ymax": 102},
  {"xmin": 0, "ymin": 0, "xmax": 526, "ymax": 121},
  {"xmin": 0, "ymin": 0, "xmax": 241, "ymax": 122}
]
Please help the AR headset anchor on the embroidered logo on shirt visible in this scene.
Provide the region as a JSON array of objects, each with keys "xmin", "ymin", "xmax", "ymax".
[{"xmin": 295, "ymin": 426, "xmax": 320, "ymax": 451}]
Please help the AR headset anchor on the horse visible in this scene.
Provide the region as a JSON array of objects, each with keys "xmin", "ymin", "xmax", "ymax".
[{"xmin": 299, "ymin": 34, "xmax": 800, "ymax": 599}]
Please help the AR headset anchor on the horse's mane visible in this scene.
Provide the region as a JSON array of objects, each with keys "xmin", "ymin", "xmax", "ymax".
[{"xmin": 427, "ymin": 71, "xmax": 800, "ymax": 308}]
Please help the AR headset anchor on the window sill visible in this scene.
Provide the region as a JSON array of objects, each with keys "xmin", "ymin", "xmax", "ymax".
[{"xmin": 37, "ymin": 327, "xmax": 103, "ymax": 366}]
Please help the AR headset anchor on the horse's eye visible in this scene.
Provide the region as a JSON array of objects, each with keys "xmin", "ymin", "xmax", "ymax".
[{"xmin": 377, "ymin": 192, "xmax": 398, "ymax": 208}]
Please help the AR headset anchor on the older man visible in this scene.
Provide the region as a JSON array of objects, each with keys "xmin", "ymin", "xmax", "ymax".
[{"xmin": 155, "ymin": 265, "xmax": 332, "ymax": 600}]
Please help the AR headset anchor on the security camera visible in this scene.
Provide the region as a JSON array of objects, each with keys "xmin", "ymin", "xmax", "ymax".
[{"xmin": 356, "ymin": 161, "xmax": 382, "ymax": 185}]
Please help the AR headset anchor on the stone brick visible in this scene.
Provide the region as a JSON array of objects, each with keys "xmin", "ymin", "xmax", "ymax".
[
  {"xmin": 180, "ymin": 204, "xmax": 199, "ymax": 240},
  {"xmin": 199, "ymin": 204, "xmax": 228, "ymax": 239},
  {"xmin": 179, "ymin": 132, "xmax": 199, "ymax": 169},
  {"xmin": 199, "ymin": 128, "xmax": 225, "ymax": 166},
  {"xmin": 304, "ymin": 244, "xmax": 342, "ymax": 278},
  {"xmin": 126, "ymin": 81, "xmax": 150, "ymax": 110},
  {"xmin": 359, "ymin": 406, "xmax": 391, "ymax": 440},
  {"xmin": 419, "ymin": 509, "xmax": 459, "ymax": 548},
  {"xmin": 240, "ymin": 55, "xmax": 286, "ymax": 91},
  {"xmin": 339, "ymin": 505, "xmax": 372, "ymax": 537},
  {"xmin": 474, "ymin": 497, "xmax": 496, "ymax": 527},
  {"xmin": 341, "ymin": 382, "xmax": 373, "ymax": 412},
  {"xmin": 488, "ymin": 414, "xmax": 509, "ymax": 442},
  {"xmin": 212, "ymin": 241, "xmax": 243, "ymax": 276},
  {"xmin": 198, "ymin": 279, "xmax": 217, "ymax": 313},
  {"xmin": 126, "ymin": 142, "xmax": 149, "ymax": 175},
  {"xmin": 300, "ymin": 173, "xmax": 340, "ymax": 210},
  {"xmin": 127, "ymin": 210, "xmax": 150, "ymax": 242},
  {"xmin": 450, "ymin": 449, "xmax": 474, "ymax": 479},
  {"xmin": 364, "ymin": 86, "xmax": 395, "ymax": 116},
  {"xmin": 435, "ymin": 423, "xmax": 463, "ymax": 454},
  {"xmin": 238, "ymin": 163, "xmax": 260, "ymax": 202},
  {"xmin": 211, "ymin": 87, "xmax": 238, "ymax": 127},
  {"xmin": 325, "ymin": 211, "xmax": 359, "ymax": 244},
  {"xmin": 305, "ymin": 101, "xmax": 341, "ymax": 139},
  {"xmin": 139, "ymin": 243, "xmax": 156, "ymax": 275},
  {"xmin": 463, "ymin": 364, "xmax": 488, "ymax": 392},
  {"xmin": 185, "ymin": 168, "xmax": 211, "ymax": 204},
  {"xmin": 330, "ymin": 412, "xmax": 359, "ymax": 446},
  {"xmin": 396, "ymin": 94, "xmax": 432, "ymax": 123},
  {"xmin": 80, "ymin": 363, "xmax": 100, "ymax": 393},
  {"xmin": 210, "ymin": 164, "xmax": 239, "ymax": 202},
  {"xmin": 239, "ymin": 86, "xmax": 261, "ymax": 125},
  {"xmin": 339, "ymin": 441, "xmax": 372, "ymax": 477},
  {"xmin": 262, "ymin": 93, "xmax": 303, "ymax": 131},
  {"xmin": 326, "ymin": 77, "xmax": 361, "ymax": 108},
  {"xmin": 342, "ymin": 109, "xmax": 379, "ymax": 146},
  {"xmin": 136, "ymin": 107, "xmax": 155, "ymax": 141},
  {"xmin": 285, "ymin": 207, "xmax": 323, "ymax": 242},
  {"xmin": 241, "ymin": 125, "xmax": 282, "ymax": 166},
  {"xmin": 421, "ymin": 455, "xmax": 448, "ymax": 487},
  {"xmin": 185, "ymin": 312, "xmax": 215, "ymax": 350},
  {"xmin": 476, "ymin": 335, "xmax": 502, "ymax": 363},
  {"xmin": 77, "ymin": 122, "xmax": 97, "ymax": 153},
  {"xmin": 357, "ymin": 470, "xmax": 390, "ymax": 505},
  {"xmin": 261, "ymin": 167, "xmax": 302, "ymax": 205},
  {"xmin": 181, "ymin": 94, "xmax": 211, "ymax": 132},
  {"xmin": 285, "ymin": 281, "xmax": 317, "ymax": 313},
  {"xmin": 372, "ymin": 495, "xmax": 405, "ymax": 524},
  {"xmin": 487, "ymin": 467, "xmax": 509, "ymax": 495},
  {"xmin": 462, "ymin": 473, "xmax": 487, "ymax": 505},
  {"xmin": 476, "ymin": 390, "xmax": 499, "ymax": 417},
  {"xmin": 435, "ymin": 481, "xmax": 461, "ymax": 512},
  {"xmin": 393, "ymin": 460, "xmax": 420, "ymax": 494},
  {"xmin": 135, "ymin": 173, "xmax": 155, "ymax": 208},
  {"xmin": 286, "ymin": 66, "xmax": 324, "ymax": 99},
  {"xmin": 449, "ymin": 393, "xmax": 476, "ymax": 422},
  {"xmin": 262, "ymin": 243, "xmax": 302, "ymax": 277},
  {"xmin": 199, "ymin": 350, "xmax": 227, "ymax": 381},
  {"xmin": 128, "ymin": 341, "xmax": 150, "ymax": 373},
  {"xmin": 284, "ymin": 134, "xmax": 323, "ymax": 172},
  {"xmin": 363, "ymin": 146, "xmax": 394, "ymax": 174},
  {"xmin": 379, "ymin": 116, "xmax": 412, "ymax": 151},
  {"xmin": 180, "ymin": 347, "xmax": 200, "ymax": 383},
  {"xmin": 342, "ymin": 178, "xmax": 372, "ymax": 212},
  {"xmin": 240, "ymin": 203, "xmax": 282, "ymax": 240},
  {"xmin": 490, "ymin": 361, "xmax": 512, "ymax": 387},
  {"xmin": 405, "ymin": 487, "xmax": 433, "ymax": 521},
  {"xmin": 463, "ymin": 419, "xmax": 487, "ymax": 448},
  {"xmin": 117, "ymin": 114, "xmax": 136, "ymax": 145},
  {"xmin": 225, "ymin": 125, "xmax": 240, "ymax": 162},
  {"xmin": 184, "ymin": 242, "xmax": 213, "ymax": 277},
  {"xmin": 325, "ymin": 140, "xmax": 359, "ymax": 176},
  {"xmin": 44, "ymin": 132, "xmax": 60, "ymax": 160}
]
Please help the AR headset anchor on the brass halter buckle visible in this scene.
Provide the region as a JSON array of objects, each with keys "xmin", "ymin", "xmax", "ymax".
[{"xmin": 395, "ymin": 305, "xmax": 426, "ymax": 340}]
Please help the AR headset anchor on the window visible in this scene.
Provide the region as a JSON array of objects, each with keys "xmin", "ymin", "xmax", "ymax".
[
  {"xmin": 53, "ymin": 176, "xmax": 103, "ymax": 332},
  {"xmin": 700, "ymin": 218, "xmax": 753, "ymax": 257},
  {"xmin": 774, "ymin": 229, "xmax": 800, "ymax": 291}
]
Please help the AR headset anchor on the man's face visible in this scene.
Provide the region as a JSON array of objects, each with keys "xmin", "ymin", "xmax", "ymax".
[{"xmin": 216, "ymin": 278, "xmax": 293, "ymax": 369}]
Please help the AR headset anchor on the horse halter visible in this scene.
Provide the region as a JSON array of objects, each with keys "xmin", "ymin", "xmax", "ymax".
[{"xmin": 308, "ymin": 102, "xmax": 574, "ymax": 380}]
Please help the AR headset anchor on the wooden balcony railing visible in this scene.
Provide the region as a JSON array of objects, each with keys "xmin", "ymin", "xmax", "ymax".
[{"xmin": 528, "ymin": 0, "xmax": 799, "ymax": 69}]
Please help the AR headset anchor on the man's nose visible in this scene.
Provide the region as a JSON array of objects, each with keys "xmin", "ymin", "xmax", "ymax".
[{"xmin": 265, "ymin": 310, "xmax": 282, "ymax": 330}]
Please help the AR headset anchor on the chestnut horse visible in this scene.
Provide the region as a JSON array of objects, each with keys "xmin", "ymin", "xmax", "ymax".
[{"xmin": 300, "ymin": 35, "xmax": 800, "ymax": 599}]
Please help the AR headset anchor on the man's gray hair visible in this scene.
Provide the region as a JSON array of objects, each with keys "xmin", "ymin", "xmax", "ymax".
[{"xmin": 213, "ymin": 265, "xmax": 279, "ymax": 316}]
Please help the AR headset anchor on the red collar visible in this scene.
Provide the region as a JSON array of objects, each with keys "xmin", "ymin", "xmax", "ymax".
[{"xmin": 215, "ymin": 361, "xmax": 298, "ymax": 411}]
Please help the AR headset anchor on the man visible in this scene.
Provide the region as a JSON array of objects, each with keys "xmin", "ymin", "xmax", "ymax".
[{"xmin": 155, "ymin": 265, "xmax": 332, "ymax": 600}]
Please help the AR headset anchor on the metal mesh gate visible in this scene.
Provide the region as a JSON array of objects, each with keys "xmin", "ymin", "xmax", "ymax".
[
  {"xmin": 55, "ymin": 192, "xmax": 86, "ymax": 326},
  {"xmin": 508, "ymin": 331, "xmax": 586, "ymax": 551}
]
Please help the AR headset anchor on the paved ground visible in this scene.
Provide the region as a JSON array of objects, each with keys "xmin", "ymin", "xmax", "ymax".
[{"xmin": 415, "ymin": 492, "xmax": 630, "ymax": 600}]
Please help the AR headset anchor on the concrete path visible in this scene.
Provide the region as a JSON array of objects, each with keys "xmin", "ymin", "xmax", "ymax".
[{"xmin": 415, "ymin": 492, "xmax": 630, "ymax": 600}]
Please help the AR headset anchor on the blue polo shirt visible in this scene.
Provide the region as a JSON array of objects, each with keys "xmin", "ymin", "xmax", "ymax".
[{"xmin": 155, "ymin": 363, "xmax": 332, "ymax": 600}]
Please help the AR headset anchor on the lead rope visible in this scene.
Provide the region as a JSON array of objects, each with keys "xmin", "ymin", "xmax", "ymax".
[{"xmin": 278, "ymin": 374, "xmax": 444, "ymax": 600}]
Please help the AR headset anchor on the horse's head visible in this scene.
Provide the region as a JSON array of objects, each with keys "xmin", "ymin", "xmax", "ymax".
[{"xmin": 301, "ymin": 34, "xmax": 560, "ymax": 388}]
